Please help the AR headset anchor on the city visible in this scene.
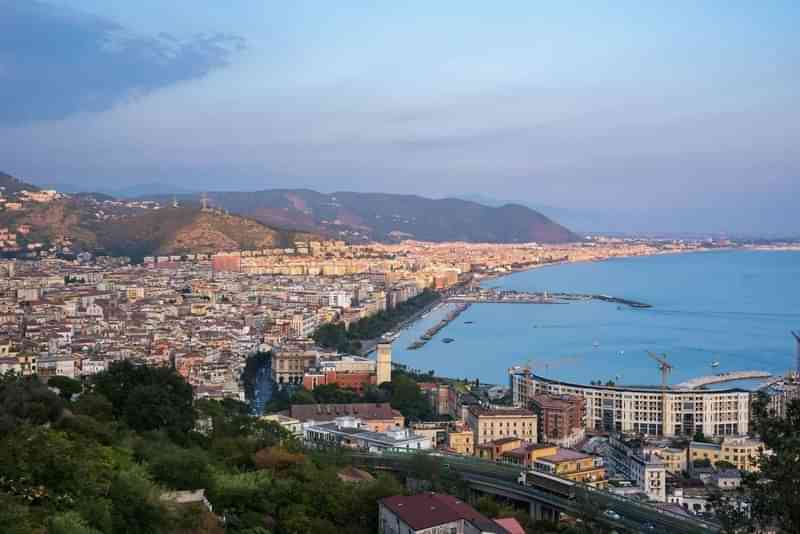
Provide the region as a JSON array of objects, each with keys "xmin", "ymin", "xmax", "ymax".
[{"xmin": 2, "ymin": 1, "xmax": 798, "ymax": 534}]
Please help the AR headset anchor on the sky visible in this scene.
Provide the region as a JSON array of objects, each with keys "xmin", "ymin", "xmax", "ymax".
[{"xmin": 0, "ymin": 0, "xmax": 798, "ymax": 234}]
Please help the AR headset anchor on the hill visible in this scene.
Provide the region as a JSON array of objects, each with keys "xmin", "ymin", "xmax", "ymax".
[
  {"xmin": 0, "ymin": 171, "xmax": 40, "ymax": 194},
  {"xmin": 0, "ymin": 171, "xmax": 317, "ymax": 261},
  {"xmin": 93, "ymin": 206, "xmax": 317, "ymax": 259},
  {"xmin": 154, "ymin": 189, "xmax": 578, "ymax": 243}
]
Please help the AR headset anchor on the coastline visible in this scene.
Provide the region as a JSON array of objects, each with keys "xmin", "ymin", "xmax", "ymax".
[{"xmin": 389, "ymin": 247, "xmax": 799, "ymax": 387}]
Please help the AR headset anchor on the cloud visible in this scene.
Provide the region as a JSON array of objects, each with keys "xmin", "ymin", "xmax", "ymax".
[{"xmin": 0, "ymin": 0, "xmax": 244, "ymax": 124}]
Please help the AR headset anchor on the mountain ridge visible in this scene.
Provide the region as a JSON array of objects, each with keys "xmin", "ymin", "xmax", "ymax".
[
  {"xmin": 144, "ymin": 188, "xmax": 578, "ymax": 244},
  {"xmin": 0, "ymin": 171, "xmax": 318, "ymax": 261}
]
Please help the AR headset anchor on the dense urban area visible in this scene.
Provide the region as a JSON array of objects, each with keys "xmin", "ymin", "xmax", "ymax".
[{"xmin": 0, "ymin": 193, "xmax": 798, "ymax": 534}]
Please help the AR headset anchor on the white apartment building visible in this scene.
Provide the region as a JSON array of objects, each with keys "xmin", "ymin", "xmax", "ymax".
[
  {"xmin": 511, "ymin": 370, "xmax": 750, "ymax": 438},
  {"xmin": 607, "ymin": 434, "xmax": 667, "ymax": 502}
]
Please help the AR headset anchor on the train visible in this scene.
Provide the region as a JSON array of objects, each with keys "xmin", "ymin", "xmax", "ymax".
[{"xmin": 517, "ymin": 469, "xmax": 577, "ymax": 500}]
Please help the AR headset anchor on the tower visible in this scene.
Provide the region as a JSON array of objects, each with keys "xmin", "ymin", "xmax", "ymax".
[
  {"xmin": 200, "ymin": 192, "xmax": 210, "ymax": 211},
  {"xmin": 792, "ymin": 331, "xmax": 800, "ymax": 378},
  {"xmin": 376, "ymin": 342, "xmax": 392, "ymax": 385}
]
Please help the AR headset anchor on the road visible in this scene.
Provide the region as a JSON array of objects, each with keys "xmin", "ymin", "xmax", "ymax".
[{"xmin": 351, "ymin": 451, "xmax": 719, "ymax": 534}]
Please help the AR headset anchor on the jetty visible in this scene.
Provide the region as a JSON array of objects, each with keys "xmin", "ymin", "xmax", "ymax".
[
  {"xmin": 674, "ymin": 370, "xmax": 772, "ymax": 389},
  {"xmin": 407, "ymin": 303, "xmax": 469, "ymax": 350},
  {"xmin": 448, "ymin": 289, "xmax": 651, "ymax": 309}
]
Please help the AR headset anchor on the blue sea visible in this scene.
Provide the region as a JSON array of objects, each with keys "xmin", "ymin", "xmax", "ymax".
[{"xmin": 390, "ymin": 250, "xmax": 800, "ymax": 388}]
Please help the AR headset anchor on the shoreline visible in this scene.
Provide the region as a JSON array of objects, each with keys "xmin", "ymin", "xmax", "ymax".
[{"xmin": 389, "ymin": 246, "xmax": 797, "ymax": 387}]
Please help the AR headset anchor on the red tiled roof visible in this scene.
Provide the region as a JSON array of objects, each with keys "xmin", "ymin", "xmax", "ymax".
[
  {"xmin": 380, "ymin": 492, "xmax": 499, "ymax": 531},
  {"xmin": 288, "ymin": 402, "xmax": 402, "ymax": 422}
]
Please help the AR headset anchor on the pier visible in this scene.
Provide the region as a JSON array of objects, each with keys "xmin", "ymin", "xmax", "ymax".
[
  {"xmin": 674, "ymin": 370, "xmax": 773, "ymax": 389},
  {"xmin": 407, "ymin": 303, "xmax": 469, "ymax": 350},
  {"xmin": 448, "ymin": 289, "xmax": 652, "ymax": 309}
]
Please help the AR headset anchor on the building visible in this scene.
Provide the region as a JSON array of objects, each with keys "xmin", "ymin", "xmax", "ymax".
[
  {"xmin": 286, "ymin": 402, "xmax": 404, "ymax": 432},
  {"xmin": 652, "ymin": 447, "xmax": 688, "ymax": 474},
  {"xmin": 260, "ymin": 414, "xmax": 303, "ymax": 438},
  {"xmin": 606, "ymin": 434, "xmax": 667, "ymax": 502},
  {"xmin": 466, "ymin": 406, "xmax": 537, "ymax": 446},
  {"xmin": 379, "ymin": 493, "xmax": 511, "ymax": 534},
  {"xmin": 304, "ymin": 416, "xmax": 430, "ymax": 453},
  {"xmin": 530, "ymin": 447, "xmax": 607, "ymax": 489},
  {"xmin": 375, "ymin": 342, "xmax": 392, "ymax": 385},
  {"xmin": 476, "ymin": 437, "xmax": 526, "ymax": 462},
  {"xmin": 511, "ymin": 370, "xmax": 750, "ymax": 438},
  {"xmin": 688, "ymin": 437, "xmax": 764, "ymax": 472},
  {"xmin": 272, "ymin": 342, "xmax": 319, "ymax": 385},
  {"xmin": 447, "ymin": 426, "xmax": 474, "ymax": 456},
  {"xmin": 303, "ymin": 355, "xmax": 378, "ymax": 394},
  {"xmin": 528, "ymin": 393, "xmax": 585, "ymax": 447},
  {"xmin": 418, "ymin": 382, "xmax": 451, "ymax": 416}
]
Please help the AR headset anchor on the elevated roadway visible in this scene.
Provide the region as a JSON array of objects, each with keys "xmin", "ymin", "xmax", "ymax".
[
  {"xmin": 674, "ymin": 370, "xmax": 772, "ymax": 389},
  {"xmin": 351, "ymin": 451, "xmax": 718, "ymax": 534}
]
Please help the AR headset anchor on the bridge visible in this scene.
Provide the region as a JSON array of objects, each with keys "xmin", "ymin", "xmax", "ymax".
[
  {"xmin": 674, "ymin": 370, "xmax": 772, "ymax": 389},
  {"xmin": 351, "ymin": 451, "xmax": 719, "ymax": 534}
]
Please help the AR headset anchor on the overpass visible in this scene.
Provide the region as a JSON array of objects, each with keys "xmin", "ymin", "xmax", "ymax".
[
  {"xmin": 674, "ymin": 370, "xmax": 772, "ymax": 389},
  {"xmin": 351, "ymin": 451, "xmax": 719, "ymax": 534}
]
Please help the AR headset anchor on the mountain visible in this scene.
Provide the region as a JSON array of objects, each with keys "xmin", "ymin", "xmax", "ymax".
[
  {"xmin": 150, "ymin": 189, "xmax": 577, "ymax": 243},
  {"xmin": 0, "ymin": 171, "xmax": 40, "ymax": 194},
  {"xmin": 0, "ymin": 171, "xmax": 317, "ymax": 261}
]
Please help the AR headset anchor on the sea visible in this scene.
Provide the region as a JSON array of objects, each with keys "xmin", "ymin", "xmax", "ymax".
[{"xmin": 390, "ymin": 250, "xmax": 800, "ymax": 389}]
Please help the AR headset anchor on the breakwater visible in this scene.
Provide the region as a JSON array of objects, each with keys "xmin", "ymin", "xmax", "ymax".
[
  {"xmin": 449, "ymin": 289, "xmax": 651, "ymax": 309},
  {"xmin": 407, "ymin": 303, "xmax": 470, "ymax": 350}
]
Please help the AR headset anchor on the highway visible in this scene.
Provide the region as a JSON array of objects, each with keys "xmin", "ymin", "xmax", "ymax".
[{"xmin": 351, "ymin": 451, "xmax": 719, "ymax": 534}]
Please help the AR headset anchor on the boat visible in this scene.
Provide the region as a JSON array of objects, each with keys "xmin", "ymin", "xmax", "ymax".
[
  {"xmin": 711, "ymin": 360, "xmax": 720, "ymax": 368},
  {"xmin": 464, "ymin": 321, "xmax": 474, "ymax": 325},
  {"xmin": 618, "ymin": 350, "xmax": 625, "ymax": 356},
  {"xmin": 442, "ymin": 338, "xmax": 455, "ymax": 344},
  {"xmin": 593, "ymin": 340, "xmax": 600, "ymax": 348}
]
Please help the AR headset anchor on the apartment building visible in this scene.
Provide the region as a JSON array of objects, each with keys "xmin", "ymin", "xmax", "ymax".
[
  {"xmin": 466, "ymin": 406, "xmax": 537, "ymax": 446},
  {"xmin": 529, "ymin": 393, "xmax": 585, "ymax": 447},
  {"xmin": 511, "ymin": 370, "xmax": 750, "ymax": 438},
  {"xmin": 607, "ymin": 434, "xmax": 666, "ymax": 502},
  {"xmin": 688, "ymin": 437, "xmax": 764, "ymax": 472}
]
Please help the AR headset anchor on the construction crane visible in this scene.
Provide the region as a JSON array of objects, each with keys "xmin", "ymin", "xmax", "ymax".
[
  {"xmin": 647, "ymin": 351, "xmax": 673, "ymax": 436},
  {"xmin": 646, "ymin": 351, "xmax": 673, "ymax": 390}
]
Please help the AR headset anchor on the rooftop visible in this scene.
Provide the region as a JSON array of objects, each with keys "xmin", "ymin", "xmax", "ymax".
[{"xmin": 380, "ymin": 493, "xmax": 509, "ymax": 533}]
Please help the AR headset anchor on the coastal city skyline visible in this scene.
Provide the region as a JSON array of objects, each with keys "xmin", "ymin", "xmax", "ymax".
[
  {"xmin": 2, "ymin": 1, "xmax": 799, "ymax": 235},
  {"xmin": 2, "ymin": 2, "xmax": 799, "ymax": 533}
]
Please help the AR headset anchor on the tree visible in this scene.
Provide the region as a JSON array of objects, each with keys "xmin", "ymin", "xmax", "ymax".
[
  {"xmin": 386, "ymin": 373, "xmax": 433, "ymax": 421},
  {"xmin": 48, "ymin": 512, "xmax": 103, "ymax": 534},
  {"xmin": 715, "ymin": 460, "xmax": 737, "ymax": 470},
  {"xmin": 709, "ymin": 490, "xmax": 753, "ymax": 534},
  {"xmin": 123, "ymin": 384, "xmax": 193, "ymax": 434},
  {"xmin": 92, "ymin": 361, "xmax": 194, "ymax": 434},
  {"xmin": 693, "ymin": 431, "xmax": 712, "ymax": 443},
  {"xmin": 0, "ymin": 375, "xmax": 64, "ymax": 435},
  {"xmin": 108, "ymin": 467, "xmax": 168, "ymax": 534},
  {"xmin": 72, "ymin": 392, "xmax": 114, "ymax": 422},
  {"xmin": 738, "ymin": 394, "xmax": 800, "ymax": 532},
  {"xmin": 47, "ymin": 376, "xmax": 83, "ymax": 401}
]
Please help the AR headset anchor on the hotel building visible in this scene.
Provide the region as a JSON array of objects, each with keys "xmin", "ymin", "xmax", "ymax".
[{"xmin": 510, "ymin": 370, "xmax": 750, "ymax": 438}]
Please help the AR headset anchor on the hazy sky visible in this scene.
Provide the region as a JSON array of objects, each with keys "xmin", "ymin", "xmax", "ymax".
[{"xmin": 1, "ymin": 1, "xmax": 798, "ymax": 233}]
